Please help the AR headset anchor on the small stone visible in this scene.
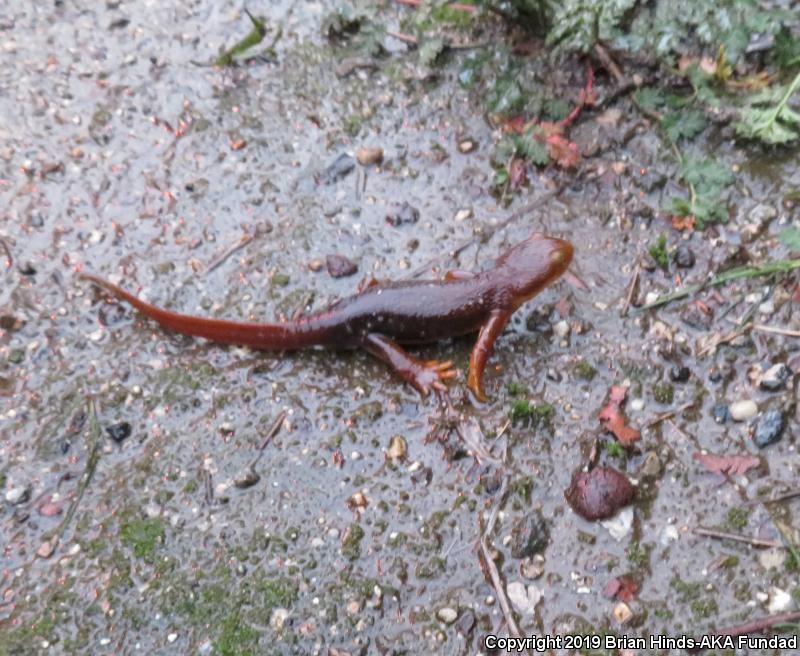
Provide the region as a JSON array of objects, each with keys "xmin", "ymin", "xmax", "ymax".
[
  {"xmin": 436, "ymin": 607, "xmax": 458, "ymax": 624},
  {"xmin": 386, "ymin": 435, "xmax": 407, "ymax": 460},
  {"xmin": 454, "ymin": 208, "xmax": 472, "ymax": 221},
  {"xmin": 347, "ymin": 491, "xmax": 368, "ymax": 511},
  {"xmin": 553, "ymin": 320, "xmax": 570, "ymax": 338},
  {"xmin": 325, "ymin": 254, "xmax": 358, "ymax": 278},
  {"xmin": 767, "ymin": 587, "xmax": 792, "ymax": 613},
  {"xmin": 105, "ymin": 421, "xmax": 132, "ymax": 443},
  {"xmin": 5, "ymin": 486, "xmax": 31, "ymax": 505},
  {"xmin": 385, "ymin": 201, "xmax": 420, "ymax": 227},
  {"xmin": 270, "ymin": 608, "xmax": 289, "ymax": 631},
  {"xmin": 753, "ymin": 409, "xmax": 784, "ymax": 448},
  {"xmin": 458, "ymin": 138, "xmax": 477, "ymax": 153},
  {"xmin": 506, "ymin": 581, "xmax": 542, "ymax": 616},
  {"xmin": 749, "ymin": 203, "xmax": 777, "ymax": 225},
  {"xmin": 729, "ymin": 400, "xmax": 757, "ymax": 422},
  {"xmin": 613, "ymin": 602, "xmax": 633, "ymax": 624},
  {"xmin": 510, "ymin": 511, "xmax": 549, "ymax": 559},
  {"xmin": 519, "ymin": 554, "xmax": 545, "ymax": 579},
  {"xmin": 456, "ymin": 610, "xmax": 475, "ymax": 636},
  {"xmin": 630, "ymin": 398, "xmax": 644, "ymax": 412},
  {"xmin": 669, "ymin": 366, "xmax": 690, "ymax": 383},
  {"xmin": 712, "ymin": 403, "xmax": 729, "ymax": 424},
  {"xmin": 644, "ymin": 291, "xmax": 660, "ymax": 306},
  {"xmin": 308, "ymin": 258, "xmax": 325, "ymax": 272},
  {"xmin": 356, "ymin": 146, "xmax": 383, "ymax": 166},
  {"xmin": 638, "ymin": 452, "xmax": 662, "ymax": 480},
  {"xmin": 601, "ymin": 507, "xmax": 634, "ymax": 541},
  {"xmin": 167, "ymin": 633, "xmax": 178, "ymax": 643},
  {"xmin": 759, "ymin": 364, "xmax": 791, "ymax": 392},
  {"xmin": 672, "ymin": 245, "xmax": 695, "ymax": 268}
]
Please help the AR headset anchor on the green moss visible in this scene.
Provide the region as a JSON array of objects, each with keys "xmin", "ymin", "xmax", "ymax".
[
  {"xmin": 652, "ymin": 382, "xmax": 674, "ymax": 404},
  {"xmin": 649, "ymin": 234, "xmax": 669, "ymax": 269},
  {"xmin": 415, "ymin": 556, "xmax": 446, "ymax": 579},
  {"xmin": 690, "ymin": 597, "xmax": 718, "ymax": 619},
  {"xmin": 510, "ymin": 400, "xmax": 554, "ymax": 429},
  {"xmin": 627, "ymin": 541, "xmax": 650, "ymax": 568},
  {"xmin": 507, "ymin": 382, "xmax": 527, "ymax": 396},
  {"xmin": 342, "ymin": 523, "xmax": 365, "ymax": 560},
  {"xmin": 119, "ymin": 518, "xmax": 165, "ymax": 560},
  {"xmin": 272, "ymin": 272, "xmax": 290, "ymax": 287},
  {"xmin": 605, "ymin": 441, "xmax": 625, "ymax": 458},
  {"xmin": 509, "ymin": 475, "xmax": 536, "ymax": 504},
  {"xmin": 574, "ymin": 361, "xmax": 597, "ymax": 381},
  {"xmin": 214, "ymin": 611, "xmax": 259, "ymax": 656},
  {"xmin": 725, "ymin": 507, "xmax": 748, "ymax": 531},
  {"xmin": 255, "ymin": 576, "xmax": 298, "ymax": 611}
]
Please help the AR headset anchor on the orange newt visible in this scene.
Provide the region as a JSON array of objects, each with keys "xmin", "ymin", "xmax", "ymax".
[{"xmin": 81, "ymin": 233, "xmax": 573, "ymax": 400}]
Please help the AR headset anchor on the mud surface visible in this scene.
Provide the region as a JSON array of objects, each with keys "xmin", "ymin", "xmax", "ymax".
[{"xmin": 1, "ymin": 2, "xmax": 798, "ymax": 655}]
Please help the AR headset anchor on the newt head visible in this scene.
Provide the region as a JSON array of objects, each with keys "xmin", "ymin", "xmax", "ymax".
[{"xmin": 497, "ymin": 233, "xmax": 574, "ymax": 307}]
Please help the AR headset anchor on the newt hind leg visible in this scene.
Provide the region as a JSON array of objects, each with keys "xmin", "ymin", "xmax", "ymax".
[{"xmin": 361, "ymin": 333, "xmax": 457, "ymax": 396}]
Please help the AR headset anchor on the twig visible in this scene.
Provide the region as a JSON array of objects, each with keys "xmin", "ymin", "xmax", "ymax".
[
  {"xmin": 395, "ymin": 0, "xmax": 477, "ymax": 14},
  {"xmin": 478, "ymin": 481, "xmax": 522, "ymax": 639},
  {"xmin": 620, "ymin": 261, "xmax": 640, "ymax": 317},
  {"xmin": 692, "ymin": 527, "xmax": 784, "ymax": 549},
  {"xmin": 645, "ymin": 401, "xmax": 696, "ymax": 428},
  {"xmin": 703, "ymin": 610, "xmax": 800, "ymax": 642},
  {"xmin": 747, "ymin": 488, "xmax": 800, "ymax": 506},
  {"xmin": 640, "ymin": 259, "xmax": 800, "ymax": 311},
  {"xmin": 752, "ymin": 323, "xmax": 800, "ymax": 338},
  {"xmin": 256, "ymin": 409, "xmax": 288, "ymax": 453},
  {"xmin": 0, "ymin": 236, "xmax": 12, "ymax": 269},
  {"xmin": 593, "ymin": 43, "xmax": 626, "ymax": 86},
  {"xmin": 38, "ymin": 397, "xmax": 103, "ymax": 559},
  {"xmin": 386, "ymin": 30, "xmax": 418, "ymax": 46},
  {"xmin": 205, "ymin": 233, "xmax": 254, "ymax": 275}
]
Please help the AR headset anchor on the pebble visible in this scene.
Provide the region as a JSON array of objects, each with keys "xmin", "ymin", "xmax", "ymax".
[
  {"xmin": 356, "ymin": 146, "xmax": 383, "ymax": 166},
  {"xmin": 506, "ymin": 581, "xmax": 542, "ymax": 616},
  {"xmin": 767, "ymin": 587, "xmax": 792, "ymax": 613},
  {"xmin": 5, "ymin": 486, "xmax": 31, "ymax": 505},
  {"xmin": 753, "ymin": 409, "xmax": 784, "ymax": 448},
  {"xmin": 105, "ymin": 421, "xmax": 132, "ymax": 443},
  {"xmin": 630, "ymin": 398, "xmax": 644, "ymax": 412},
  {"xmin": 454, "ymin": 208, "xmax": 472, "ymax": 221},
  {"xmin": 436, "ymin": 607, "xmax": 458, "ymax": 624},
  {"xmin": 669, "ymin": 366, "xmax": 690, "ymax": 383},
  {"xmin": 712, "ymin": 403, "xmax": 729, "ymax": 424},
  {"xmin": 644, "ymin": 291, "xmax": 660, "ymax": 306},
  {"xmin": 613, "ymin": 602, "xmax": 633, "ymax": 624},
  {"xmin": 601, "ymin": 507, "xmax": 634, "ymax": 541},
  {"xmin": 519, "ymin": 554, "xmax": 545, "ymax": 579},
  {"xmin": 458, "ymin": 138, "xmax": 477, "ymax": 153},
  {"xmin": 729, "ymin": 400, "xmax": 757, "ymax": 422},
  {"xmin": 672, "ymin": 244, "xmax": 695, "ymax": 268},
  {"xmin": 509, "ymin": 511, "xmax": 549, "ymax": 559},
  {"xmin": 759, "ymin": 364, "xmax": 791, "ymax": 392},
  {"xmin": 553, "ymin": 320, "xmax": 570, "ymax": 338},
  {"xmin": 386, "ymin": 435, "xmax": 407, "ymax": 460}
]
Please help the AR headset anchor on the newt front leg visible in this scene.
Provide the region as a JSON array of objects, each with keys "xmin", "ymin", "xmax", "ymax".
[
  {"xmin": 467, "ymin": 309, "xmax": 512, "ymax": 402},
  {"xmin": 362, "ymin": 333, "xmax": 457, "ymax": 396}
]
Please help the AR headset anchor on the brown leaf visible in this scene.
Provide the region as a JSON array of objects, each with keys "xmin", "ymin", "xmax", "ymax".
[
  {"xmin": 602, "ymin": 575, "xmax": 640, "ymax": 602},
  {"xmin": 509, "ymin": 157, "xmax": 528, "ymax": 188},
  {"xmin": 565, "ymin": 466, "xmax": 635, "ymax": 520},
  {"xmin": 546, "ymin": 133, "xmax": 580, "ymax": 169},
  {"xmin": 693, "ymin": 452, "xmax": 760, "ymax": 476},
  {"xmin": 671, "ymin": 215, "xmax": 696, "ymax": 231},
  {"xmin": 599, "ymin": 386, "xmax": 641, "ymax": 447}
]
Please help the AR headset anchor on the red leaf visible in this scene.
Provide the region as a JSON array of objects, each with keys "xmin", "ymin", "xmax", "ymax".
[
  {"xmin": 546, "ymin": 134, "xmax": 580, "ymax": 168},
  {"xmin": 599, "ymin": 386, "xmax": 641, "ymax": 447},
  {"xmin": 565, "ymin": 466, "xmax": 635, "ymax": 520},
  {"xmin": 693, "ymin": 452, "xmax": 760, "ymax": 476},
  {"xmin": 603, "ymin": 576, "xmax": 640, "ymax": 602}
]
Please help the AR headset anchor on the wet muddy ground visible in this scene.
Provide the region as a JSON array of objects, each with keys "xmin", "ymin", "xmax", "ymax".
[{"xmin": 1, "ymin": 2, "xmax": 798, "ymax": 655}]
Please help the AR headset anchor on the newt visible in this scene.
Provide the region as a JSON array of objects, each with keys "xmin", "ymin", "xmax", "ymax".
[{"xmin": 80, "ymin": 233, "xmax": 573, "ymax": 400}]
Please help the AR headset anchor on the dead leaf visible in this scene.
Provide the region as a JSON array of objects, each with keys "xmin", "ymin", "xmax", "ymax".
[
  {"xmin": 693, "ymin": 452, "xmax": 760, "ymax": 476},
  {"xmin": 603, "ymin": 575, "xmax": 640, "ymax": 602},
  {"xmin": 671, "ymin": 215, "xmax": 696, "ymax": 231},
  {"xmin": 596, "ymin": 108, "xmax": 622, "ymax": 128},
  {"xmin": 546, "ymin": 133, "xmax": 580, "ymax": 168},
  {"xmin": 509, "ymin": 157, "xmax": 528, "ymax": 188},
  {"xmin": 599, "ymin": 386, "xmax": 641, "ymax": 447}
]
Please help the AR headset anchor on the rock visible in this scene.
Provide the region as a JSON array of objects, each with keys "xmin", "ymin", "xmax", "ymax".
[
  {"xmin": 385, "ymin": 201, "xmax": 420, "ymax": 227},
  {"xmin": 105, "ymin": 421, "xmax": 132, "ymax": 443},
  {"xmin": 638, "ymin": 451, "xmax": 662, "ymax": 480},
  {"xmin": 729, "ymin": 400, "xmax": 757, "ymax": 422},
  {"xmin": 456, "ymin": 610, "xmax": 475, "ymax": 636},
  {"xmin": 672, "ymin": 245, "xmax": 695, "ymax": 268},
  {"xmin": 767, "ymin": 587, "xmax": 792, "ymax": 613},
  {"xmin": 458, "ymin": 138, "xmax": 477, "ymax": 153},
  {"xmin": 436, "ymin": 607, "xmax": 458, "ymax": 624},
  {"xmin": 553, "ymin": 320, "xmax": 570, "ymax": 338},
  {"xmin": 712, "ymin": 403, "xmax": 729, "ymax": 424},
  {"xmin": 601, "ymin": 506, "xmax": 634, "ymax": 541},
  {"xmin": 613, "ymin": 602, "xmax": 633, "ymax": 624},
  {"xmin": 325, "ymin": 254, "xmax": 358, "ymax": 278},
  {"xmin": 520, "ymin": 554, "xmax": 545, "ymax": 579},
  {"xmin": 509, "ymin": 511, "xmax": 549, "ymax": 559},
  {"xmin": 5, "ymin": 486, "xmax": 31, "ymax": 505},
  {"xmin": 759, "ymin": 364, "xmax": 792, "ymax": 392},
  {"xmin": 356, "ymin": 146, "xmax": 383, "ymax": 166},
  {"xmin": 749, "ymin": 203, "xmax": 777, "ymax": 225},
  {"xmin": 386, "ymin": 435, "xmax": 407, "ymax": 460},
  {"xmin": 753, "ymin": 409, "xmax": 784, "ymax": 448},
  {"xmin": 669, "ymin": 366, "xmax": 690, "ymax": 383},
  {"xmin": 506, "ymin": 581, "xmax": 542, "ymax": 616}
]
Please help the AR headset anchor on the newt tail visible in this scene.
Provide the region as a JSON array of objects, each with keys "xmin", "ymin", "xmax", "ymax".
[{"xmin": 81, "ymin": 233, "xmax": 573, "ymax": 399}]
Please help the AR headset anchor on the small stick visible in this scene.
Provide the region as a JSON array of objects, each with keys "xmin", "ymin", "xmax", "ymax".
[
  {"xmin": 205, "ymin": 233, "xmax": 254, "ymax": 275},
  {"xmin": 746, "ymin": 488, "xmax": 800, "ymax": 506},
  {"xmin": 0, "ymin": 236, "xmax": 13, "ymax": 269},
  {"xmin": 620, "ymin": 262, "xmax": 640, "ymax": 317},
  {"xmin": 386, "ymin": 30, "xmax": 417, "ymax": 46},
  {"xmin": 257, "ymin": 409, "xmax": 288, "ymax": 453},
  {"xmin": 752, "ymin": 323, "xmax": 800, "ymax": 338},
  {"xmin": 645, "ymin": 401, "xmax": 696, "ymax": 428},
  {"xmin": 692, "ymin": 526, "xmax": 784, "ymax": 549},
  {"xmin": 703, "ymin": 609, "xmax": 800, "ymax": 642},
  {"xmin": 478, "ymin": 482, "xmax": 522, "ymax": 639},
  {"xmin": 395, "ymin": 0, "xmax": 477, "ymax": 13},
  {"xmin": 593, "ymin": 43, "xmax": 626, "ymax": 86}
]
